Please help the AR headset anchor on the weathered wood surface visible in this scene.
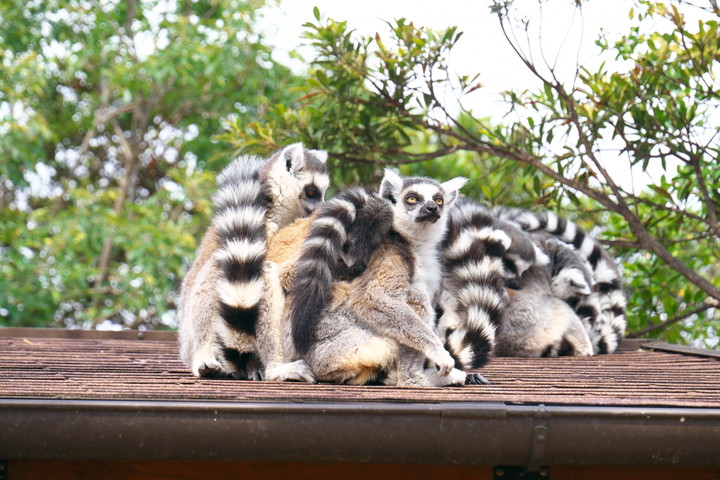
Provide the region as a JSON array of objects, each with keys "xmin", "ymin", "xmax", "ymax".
[{"xmin": 1, "ymin": 331, "xmax": 719, "ymax": 408}]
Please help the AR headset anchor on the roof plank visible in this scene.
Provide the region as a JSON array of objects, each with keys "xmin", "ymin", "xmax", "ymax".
[{"xmin": 1, "ymin": 333, "xmax": 719, "ymax": 408}]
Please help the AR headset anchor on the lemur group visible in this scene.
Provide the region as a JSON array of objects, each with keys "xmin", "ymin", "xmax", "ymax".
[{"xmin": 178, "ymin": 143, "xmax": 626, "ymax": 387}]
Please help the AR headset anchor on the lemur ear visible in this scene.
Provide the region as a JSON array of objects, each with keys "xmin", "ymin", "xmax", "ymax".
[
  {"xmin": 308, "ymin": 149, "xmax": 328, "ymax": 164},
  {"xmin": 533, "ymin": 243, "xmax": 551, "ymax": 267},
  {"xmin": 379, "ymin": 168, "xmax": 403, "ymax": 204},
  {"xmin": 441, "ymin": 176, "xmax": 468, "ymax": 206},
  {"xmin": 280, "ymin": 142, "xmax": 305, "ymax": 172}
]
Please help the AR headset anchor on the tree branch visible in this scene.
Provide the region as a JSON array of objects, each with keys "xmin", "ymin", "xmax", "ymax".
[{"xmin": 627, "ymin": 301, "xmax": 716, "ymax": 337}]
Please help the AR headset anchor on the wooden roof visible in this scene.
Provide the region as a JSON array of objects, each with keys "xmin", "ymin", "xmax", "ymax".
[
  {"xmin": 2, "ymin": 328, "xmax": 720, "ymax": 466},
  {"xmin": 1, "ymin": 329, "xmax": 719, "ymax": 408}
]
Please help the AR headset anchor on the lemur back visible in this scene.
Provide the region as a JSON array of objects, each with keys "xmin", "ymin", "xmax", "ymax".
[
  {"xmin": 531, "ymin": 232, "xmax": 601, "ymax": 335},
  {"xmin": 257, "ymin": 187, "xmax": 395, "ymax": 382},
  {"xmin": 494, "ymin": 263, "xmax": 594, "ymax": 358},
  {"xmin": 178, "ymin": 143, "xmax": 329, "ymax": 379},
  {"xmin": 494, "ymin": 207, "xmax": 626, "ymax": 354}
]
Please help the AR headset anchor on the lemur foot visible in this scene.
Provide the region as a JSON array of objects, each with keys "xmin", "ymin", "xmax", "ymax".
[
  {"xmin": 196, "ymin": 359, "xmax": 231, "ymax": 378},
  {"xmin": 465, "ymin": 372, "xmax": 491, "ymax": 385},
  {"xmin": 264, "ymin": 360, "xmax": 317, "ymax": 383},
  {"xmin": 431, "ymin": 348, "xmax": 456, "ymax": 377}
]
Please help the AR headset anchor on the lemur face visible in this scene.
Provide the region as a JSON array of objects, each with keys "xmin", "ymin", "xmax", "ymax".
[
  {"xmin": 291, "ymin": 148, "xmax": 330, "ymax": 216},
  {"xmin": 379, "ymin": 169, "xmax": 466, "ymax": 239},
  {"xmin": 401, "ymin": 182, "xmax": 445, "ymax": 224},
  {"xmin": 265, "ymin": 143, "xmax": 330, "ymax": 223},
  {"xmin": 497, "ymin": 222, "xmax": 548, "ymax": 290}
]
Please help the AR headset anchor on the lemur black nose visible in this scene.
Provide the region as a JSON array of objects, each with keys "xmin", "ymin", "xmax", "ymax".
[{"xmin": 424, "ymin": 202, "xmax": 438, "ymax": 213}]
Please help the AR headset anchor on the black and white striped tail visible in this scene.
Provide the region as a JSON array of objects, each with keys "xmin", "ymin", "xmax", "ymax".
[
  {"xmin": 289, "ymin": 188, "xmax": 393, "ymax": 355},
  {"xmin": 212, "ymin": 155, "xmax": 269, "ymax": 336},
  {"xmin": 440, "ymin": 205, "xmax": 512, "ymax": 370},
  {"xmin": 495, "ymin": 207, "xmax": 627, "ymax": 353}
]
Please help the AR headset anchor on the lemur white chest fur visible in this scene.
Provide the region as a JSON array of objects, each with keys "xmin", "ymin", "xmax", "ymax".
[{"xmin": 409, "ymin": 227, "xmax": 445, "ymax": 301}]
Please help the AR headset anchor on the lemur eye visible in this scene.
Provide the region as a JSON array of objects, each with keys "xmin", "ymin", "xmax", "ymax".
[
  {"xmin": 304, "ymin": 185, "xmax": 319, "ymax": 199},
  {"xmin": 405, "ymin": 195, "xmax": 418, "ymax": 204},
  {"xmin": 435, "ymin": 197, "xmax": 444, "ymax": 206}
]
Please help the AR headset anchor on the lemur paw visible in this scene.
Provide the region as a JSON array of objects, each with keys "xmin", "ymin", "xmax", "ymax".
[
  {"xmin": 266, "ymin": 221, "xmax": 279, "ymax": 238},
  {"xmin": 247, "ymin": 365, "xmax": 263, "ymax": 381},
  {"xmin": 263, "ymin": 260, "xmax": 278, "ymax": 274},
  {"xmin": 445, "ymin": 368, "xmax": 469, "ymax": 386},
  {"xmin": 231, "ymin": 365, "xmax": 263, "ymax": 381},
  {"xmin": 264, "ymin": 360, "xmax": 317, "ymax": 384},
  {"xmin": 431, "ymin": 349, "xmax": 455, "ymax": 377},
  {"xmin": 195, "ymin": 358, "xmax": 229, "ymax": 378}
]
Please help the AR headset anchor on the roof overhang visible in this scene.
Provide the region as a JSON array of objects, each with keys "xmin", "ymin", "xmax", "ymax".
[{"xmin": 2, "ymin": 398, "xmax": 719, "ymax": 466}]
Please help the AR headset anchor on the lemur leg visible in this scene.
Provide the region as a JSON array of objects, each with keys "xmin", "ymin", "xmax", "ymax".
[
  {"xmin": 354, "ymin": 291, "xmax": 455, "ymax": 377},
  {"xmin": 179, "ymin": 260, "xmax": 239, "ymax": 378},
  {"xmin": 561, "ymin": 314, "xmax": 594, "ymax": 357},
  {"xmin": 388, "ymin": 346, "xmax": 431, "ymax": 387},
  {"xmin": 405, "ymin": 284, "xmax": 436, "ymax": 328},
  {"xmin": 256, "ymin": 261, "xmax": 315, "ymax": 383},
  {"xmin": 307, "ymin": 312, "xmax": 397, "ymax": 385}
]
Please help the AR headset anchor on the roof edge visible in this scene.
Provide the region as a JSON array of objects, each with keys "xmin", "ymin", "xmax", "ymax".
[
  {"xmin": 640, "ymin": 340, "xmax": 720, "ymax": 359},
  {"xmin": 0, "ymin": 326, "xmax": 176, "ymax": 341},
  {"xmin": 2, "ymin": 399, "xmax": 719, "ymax": 466}
]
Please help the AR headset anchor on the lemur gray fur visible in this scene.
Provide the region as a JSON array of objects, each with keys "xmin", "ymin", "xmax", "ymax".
[
  {"xmin": 493, "ymin": 207, "xmax": 626, "ymax": 354},
  {"xmin": 259, "ymin": 169, "xmax": 478, "ymax": 386},
  {"xmin": 305, "ymin": 170, "xmax": 470, "ymax": 386},
  {"xmin": 530, "ymin": 231, "xmax": 602, "ymax": 335},
  {"xmin": 494, "ymin": 261, "xmax": 594, "ymax": 358},
  {"xmin": 178, "ymin": 143, "xmax": 329, "ymax": 379}
]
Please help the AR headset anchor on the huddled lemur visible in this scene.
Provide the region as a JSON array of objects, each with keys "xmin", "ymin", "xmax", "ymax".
[
  {"xmin": 494, "ymin": 260, "xmax": 594, "ymax": 358},
  {"xmin": 256, "ymin": 186, "xmax": 395, "ymax": 382},
  {"xmin": 178, "ymin": 143, "xmax": 330, "ymax": 379},
  {"xmin": 437, "ymin": 199, "xmax": 550, "ymax": 369},
  {"xmin": 493, "ymin": 207, "xmax": 626, "ymax": 354},
  {"xmin": 493, "ymin": 228, "xmax": 594, "ymax": 357},
  {"xmin": 258, "ymin": 169, "xmax": 479, "ymax": 386}
]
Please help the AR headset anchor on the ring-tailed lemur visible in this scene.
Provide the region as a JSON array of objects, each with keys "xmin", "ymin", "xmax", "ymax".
[
  {"xmin": 530, "ymin": 231, "xmax": 602, "ymax": 335},
  {"xmin": 494, "ymin": 261, "xmax": 594, "ymax": 358},
  {"xmin": 178, "ymin": 143, "xmax": 330, "ymax": 379},
  {"xmin": 257, "ymin": 187, "xmax": 394, "ymax": 382},
  {"xmin": 301, "ymin": 169, "xmax": 472, "ymax": 386},
  {"xmin": 436, "ymin": 199, "xmax": 550, "ymax": 370},
  {"xmin": 494, "ymin": 207, "xmax": 626, "ymax": 353},
  {"xmin": 261, "ymin": 169, "xmax": 477, "ymax": 386}
]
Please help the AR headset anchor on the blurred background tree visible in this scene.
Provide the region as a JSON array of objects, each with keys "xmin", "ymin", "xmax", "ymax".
[
  {"xmin": 0, "ymin": 0, "xmax": 302, "ymax": 329},
  {"xmin": 2, "ymin": 0, "xmax": 718, "ymax": 349}
]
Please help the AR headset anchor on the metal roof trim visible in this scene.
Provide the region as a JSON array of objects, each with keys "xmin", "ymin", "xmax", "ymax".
[{"xmin": 2, "ymin": 398, "xmax": 719, "ymax": 466}]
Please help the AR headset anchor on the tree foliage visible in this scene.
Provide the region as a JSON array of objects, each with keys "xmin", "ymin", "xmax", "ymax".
[
  {"xmin": 4, "ymin": 0, "xmax": 718, "ymax": 347},
  {"xmin": 230, "ymin": 1, "xmax": 720, "ymax": 347},
  {"xmin": 0, "ymin": 0, "xmax": 301, "ymax": 329}
]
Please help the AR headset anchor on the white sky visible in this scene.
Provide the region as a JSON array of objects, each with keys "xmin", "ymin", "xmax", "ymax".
[
  {"xmin": 259, "ymin": 0, "xmax": 672, "ymax": 192},
  {"xmin": 261, "ymin": 0, "xmax": 636, "ymax": 117}
]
